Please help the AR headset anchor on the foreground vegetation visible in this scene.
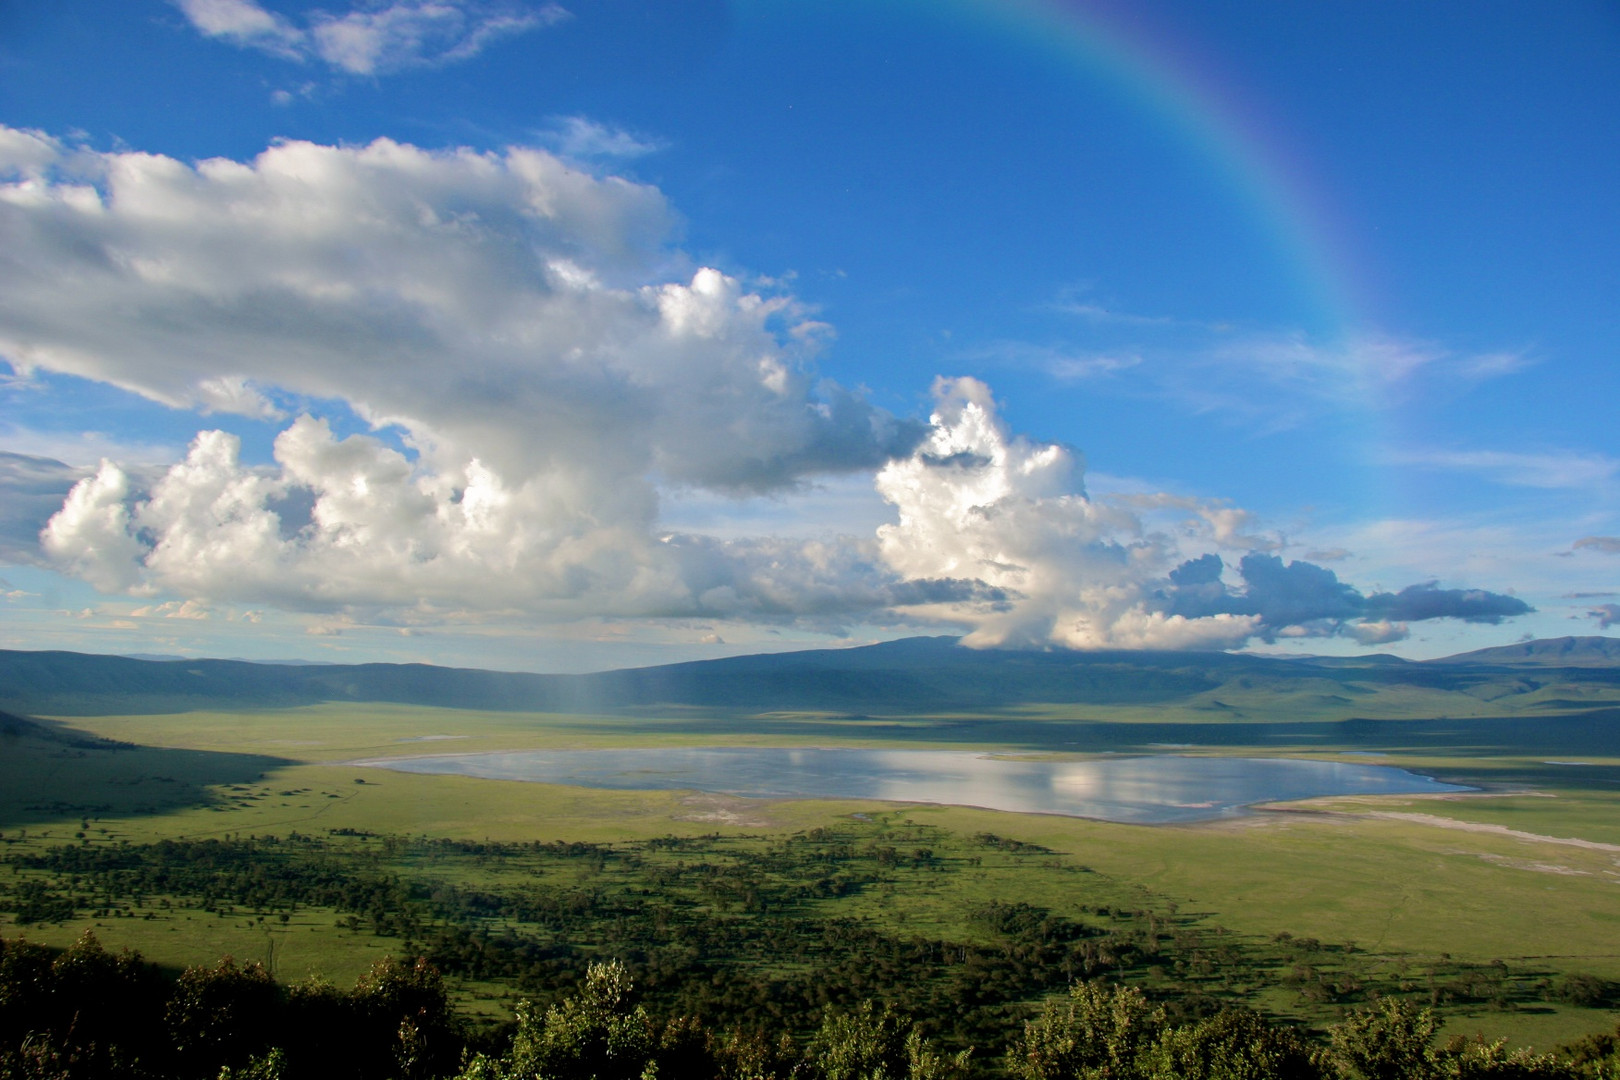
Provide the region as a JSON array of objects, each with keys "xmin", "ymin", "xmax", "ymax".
[
  {"xmin": 6, "ymin": 936, "xmax": 1620, "ymax": 1080},
  {"xmin": 3, "ymin": 818, "xmax": 1618, "ymax": 1069}
]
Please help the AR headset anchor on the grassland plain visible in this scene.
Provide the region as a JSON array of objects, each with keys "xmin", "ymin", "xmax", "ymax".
[{"xmin": 2, "ymin": 702, "xmax": 1619, "ymax": 1054}]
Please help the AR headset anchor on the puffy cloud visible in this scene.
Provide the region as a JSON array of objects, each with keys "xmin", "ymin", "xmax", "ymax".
[
  {"xmin": 0, "ymin": 129, "xmax": 919, "ymax": 491},
  {"xmin": 1158, "ymin": 553, "xmax": 1360, "ymax": 635},
  {"xmin": 131, "ymin": 599, "xmax": 213, "ymax": 619},
  {"xmin": 38, "ymin": 460, "xmax": 148, "ymax": 592},
  {"xmin": 1114, "ymin": 494, "xmax": 1278, "ymax": 551},
  {"xmin": 39, "ymin": 422, "xmax": 959, "ymax": 624},
  {"xmin": 175, "ymin": 0, "xmax": 304, "ymax": 57},
  {"xmin": 34, "ymin": 382, "xmax": 1539, "ymax": 648},
  {"xmin": 1, "ymin": 126, "xmax": 929, "ymax": 626},
  {"xmin": 1348, "ymin": 620, "xmax": 1409, "ymax": 646},
  {"xmin": 1227, "ymin": 554, "xmax": 1365, "ymax": 626},
  {"xmin": 872, "ymin": 377, "xmax": 1257, "ymax": 650},
  {"xmin": 1591, "ymin": 604, "xmax": 1620, "ymax": 630},
  {"xmin": 1101, "ymin": 609, "xmax": 1263, "ymax": 650},
  {"xmin": 1154, "ymin": 552, "xmax": 1531, "ymax": 641},
  {"xmin": 175, "ymin": 0, "xmax": 566, "ymax": 75},
  {"xmin": 0, "ymin": 127, "xmax": 64, "ymax": 180},
  {"xmin": 1362, "ymin": 582, "xmax": 1532, "ymax": 625}
]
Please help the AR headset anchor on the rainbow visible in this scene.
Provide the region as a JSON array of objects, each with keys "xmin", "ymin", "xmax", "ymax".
[
  {"xmin": 734, "ymin": 0, "xmax": 1370, "ymax": 341},
  {"xmin": 958, "ymin": 0, "xmax": 1369, "ymax": 338},
  {"xmin": 730, "ymin": 0, "xmax": 1397, "ymax": 512},
  {"xmin": 950, "ymin": 0, "xmax": 1396, "ymax": 516}
]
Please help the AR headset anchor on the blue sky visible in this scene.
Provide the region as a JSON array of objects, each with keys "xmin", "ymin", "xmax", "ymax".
[{"xmin": 1, "ymin": 0, "xmax": 1617, "ymax": 671}]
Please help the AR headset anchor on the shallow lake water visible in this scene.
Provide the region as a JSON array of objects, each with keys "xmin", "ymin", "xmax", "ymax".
[{"xmin": 356, "ymin": 748, "xmax": 1467, "ymax": 824}]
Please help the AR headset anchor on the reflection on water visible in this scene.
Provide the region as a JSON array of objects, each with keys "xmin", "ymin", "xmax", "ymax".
[{"xmin": 355, "ymin": 748, "xmax": 1468, "ymax": 824}]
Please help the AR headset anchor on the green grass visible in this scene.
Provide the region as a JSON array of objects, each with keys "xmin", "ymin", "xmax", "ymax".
[{"xmin": 3, "ymin": 704, "xmax": 1619, "ymax": 1052}]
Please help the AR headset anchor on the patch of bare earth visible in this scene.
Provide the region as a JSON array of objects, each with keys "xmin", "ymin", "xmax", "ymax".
[
  {"xmin": 1233, "ymin": 795, "xmax": 1620, "ymax": 860},
  {"xmin": 1360, "ymin": 811, "xmax": 1620, "ymax": 853},
  {"xmin": 670, "ymin": 793, "xmax": 776, "ymax": 828},
  {"xmin": 1468, "ymin": 852, "xmax": 1593, "ymax": 876}
]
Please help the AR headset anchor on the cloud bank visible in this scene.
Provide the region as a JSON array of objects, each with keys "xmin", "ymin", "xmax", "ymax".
[
  {"xmin": 0, "ymin": 452, "xmax": 85, "ymax": 564},
  {"xmin": 1, "ymin": 126, "xmax": 1533, "ymax": 651},
  {"xmin": 1156, "ymin": 552, "xmax": 1531, "ymax": 646}
]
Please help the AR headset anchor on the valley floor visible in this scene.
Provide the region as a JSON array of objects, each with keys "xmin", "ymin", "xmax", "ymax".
[{"xmin": 2, "ymin": 701, "xmax": 1618, "ymax": 1055}]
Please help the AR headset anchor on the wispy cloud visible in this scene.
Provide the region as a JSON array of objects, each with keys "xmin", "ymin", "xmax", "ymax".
[
  {"xmin": 539, "ymin": 116, "xmax": 667, "ymax": 162},
  {"xmin": 1211, "ymin": 333, "xmax": 1446, "ymax": 396},
  {"xmin": 1041, "ymin": 283, "xmax": 1183, "ymax": 328},
  {"xmin": 1046, "ymin": 299, "xmax": 1173, "ymax": 327},
  {"xmin": 1014, "ymin": 294, "xmax": 1537, "ymax": 432},
  {"xmin": 174, "ymin": 0, "xmax": 569, "ymax": 76},
  {"xmin": 1455, "ymin": 349, "xmax": 1537, "ymax": 381},
  {"xmin": 1573, "ymin": 536, "xmax": 1620, "ymax": 554},
  {"xmin": 1385, "ymin": 448, "xmax": 1620, "ymax": 490},
  {"xmin": 962, "ymin": 340, "xmax": 1140, "ymax": 382}
]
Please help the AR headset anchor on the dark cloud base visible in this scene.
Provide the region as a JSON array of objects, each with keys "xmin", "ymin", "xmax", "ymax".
[{"xmin": 1159, "ymin": 553, "xmax": 1531, "ymax": 642}]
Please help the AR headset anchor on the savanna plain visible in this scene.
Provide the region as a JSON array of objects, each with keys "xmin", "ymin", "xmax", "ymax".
[{"xmin": 4, "ymin": 642, "xmax": 1620, "ymax": 1078}]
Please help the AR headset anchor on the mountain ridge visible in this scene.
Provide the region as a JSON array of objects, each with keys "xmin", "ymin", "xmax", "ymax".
[
  {"xmin": 1425, "ymin": 635, "xmax": 1620, "ymax": 667},
  {"xmin": 4, "ymin": 635, "xmax": 1619, "ymax": 718}
]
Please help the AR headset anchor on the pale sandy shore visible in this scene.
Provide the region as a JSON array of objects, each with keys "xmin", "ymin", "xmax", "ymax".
[{"xmin": 1357, "ymin": 811, "xmax": 1620, "ymax": 853}]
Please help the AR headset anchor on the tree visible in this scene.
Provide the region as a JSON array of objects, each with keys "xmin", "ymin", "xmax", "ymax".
[
  {"xmin": 1144, "ymin": 1009, "xmax": 1322, "ymax": 1080},
  {"xmin": 217, "ymin": 1047, "xmax": 288, "ymax": 1080},
  {"xmin": 0, "ymin": 931, "xmax": 170, "ymax": 1079},
  {"xmin": 1330, "ymin": 1000, "xmax": 1442, "ymax": 1080},
  {"xmin": 456, "ymin": 959, "xmax": 663, "ymax": 1080},
  {"xmin": 1010, "ymin": 982, "xmax": 1164, "ymax": 1080},
  {"xmin": 167, "ymin": 957, "xmax": 280, "ymax": 1080},
  {"xmin": 352, "ymin": 956, "xmax": 460, "ymax": 1080},
  {"xmin": 810, "ymin": 1001, "xmax": 968, "ymax": 1080},
  {"xmin": 1442, "ymin": 1036, "xmax": 1576, "ymax": 1080}
]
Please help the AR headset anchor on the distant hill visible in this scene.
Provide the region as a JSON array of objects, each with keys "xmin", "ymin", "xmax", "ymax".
[
  {"xmin": 3, "ymin": 636, "xmax": 1620, "ymax": 718},
  {"xmin": 1430, "ymin": 636, "xmax": 1620, "ymax": 667},
  {"xmin": 0, "ymin": 638, "xmax": 1238, "ymax": 716}
]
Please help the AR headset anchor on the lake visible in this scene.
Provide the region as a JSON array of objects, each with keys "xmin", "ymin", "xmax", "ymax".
[{"xmin": 355, "ymin": 747, "xmax": 1468, "ymax": 824}]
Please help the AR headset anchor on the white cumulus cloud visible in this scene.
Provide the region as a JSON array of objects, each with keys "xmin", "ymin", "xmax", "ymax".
[
  {"xmin": 873, "ymin": 377, "xmax": 1260, "ymax": 649},
  {"xmin": 38, "ymin": 419, "xmax": 990, "ymax": 626},
  {"xmin": 0, "ymin": 126, "xmax": 931, "ymax": 625},
  {"xmin": 6, "ymin": 126, "xmax": 1532, "ymax": 654},
  {"xmin": 0, "ymin": 129, "xmax": 918, "ymax": 493}
]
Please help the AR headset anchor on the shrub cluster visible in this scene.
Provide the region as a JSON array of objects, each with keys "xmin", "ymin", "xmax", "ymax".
[
  {"xmin": 4, "ymin": 933, "xmax": 1618, "ymax": 1080},
  {"xmin": 1, "ymin": 931, "xmax": 459, "ymax": 1079}
]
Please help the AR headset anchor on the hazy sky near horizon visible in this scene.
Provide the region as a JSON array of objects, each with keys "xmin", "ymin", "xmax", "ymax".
[{"xmin": 2, "ymin": 0, "xmax": 1617, "ymax": 672}]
